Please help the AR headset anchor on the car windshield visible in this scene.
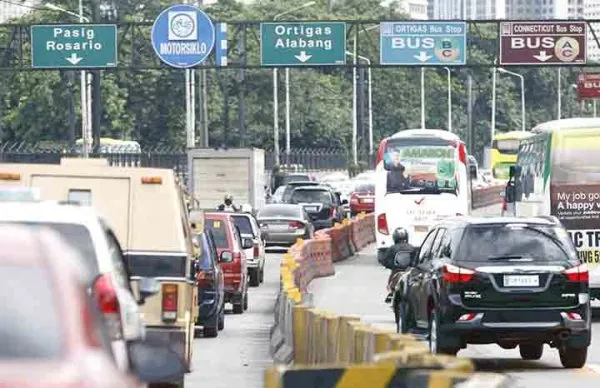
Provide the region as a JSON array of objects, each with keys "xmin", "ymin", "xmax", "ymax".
[
  {"xmin": 290, "ymin": 189, "xmax": 331, "ymax": 204},
  {"xmin": 0, "ymin": 222, "xmax": 98, "ymax": 283},
  {"xmin": 0, "ymin": 265, "xmax": 62, "ymax": 360},
  {"xmin": 457, "ymin": 224, "xmax": 576, "ymax": 262},
  {"xmin": 384, "ymin": 137, "xmax": 458, "ymax": 195},
  {"xmin": 205, "ymin": 218, "xmax": 230, "ymax": 249},
  {"xmin": 232, "ymin": 215, "xmax": 255, "ymax": 237},
  {"xmin": 258, "ymin": 205, "xmax": 302, "ymax": 219}
]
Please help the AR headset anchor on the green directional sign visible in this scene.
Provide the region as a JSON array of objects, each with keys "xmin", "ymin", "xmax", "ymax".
[
  {"xmin": 260, "ymin": 22, "xmax": 346, "ymax": 66},
  {"xmin": 31, "ymin": 24, "xmax": 118, "ymax": 69}
]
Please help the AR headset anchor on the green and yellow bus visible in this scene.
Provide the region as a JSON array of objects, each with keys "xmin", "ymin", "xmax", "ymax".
[
  {"xmin": 508, "ymin": 118, "xmax": 600, "ymax": 299},
  {"xmin": 491, "ymin": 131, "xmax": 533, "ymax": 179}
]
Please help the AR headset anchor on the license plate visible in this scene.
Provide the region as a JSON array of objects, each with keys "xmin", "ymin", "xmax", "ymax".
[
  {"xmin": 503, "ymin": 275, "xmax": 539, "ymax": 287},
  {"xmin": 269, "ymin": 224, "xmax": 288, "ymax": 231},
  {"xmin": 414, "ymin": 225, "xmax": 428, "ymax": 233},
  {"xmin": 361, "ymin": 198, "xmax": 374, "ymax": 203}
]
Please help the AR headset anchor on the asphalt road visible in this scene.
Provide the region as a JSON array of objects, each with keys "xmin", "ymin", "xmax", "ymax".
[
  {"xmin": 309, "ymin": 247, "xmax": 600, "ymax": 387},
  {"xmin": 186, "ymin": 251, "xmax": 284, "ymax": 388}
]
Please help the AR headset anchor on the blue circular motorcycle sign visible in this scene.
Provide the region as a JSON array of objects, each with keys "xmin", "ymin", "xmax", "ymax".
[{"xmin": 151, "ymin": 4, "xmax": 215, "ymax": 68}]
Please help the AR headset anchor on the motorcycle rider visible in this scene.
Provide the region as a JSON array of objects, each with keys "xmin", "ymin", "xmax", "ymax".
[
  {"xmin": 217, "ymin": 194, "xmax": 241, "ymax": 212},
  {"xmin": 384, "ymin": 227, "xmax": 416, "ymax": 303}
]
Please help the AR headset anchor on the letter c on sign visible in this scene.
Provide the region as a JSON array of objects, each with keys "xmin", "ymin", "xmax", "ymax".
[
  {"xmin": 573, "ymin": 231, "xmax": 583, "ymax": 248},
  {"xmin": 442, "ymin": 49, "xmax": 452, "ymax": 57}
]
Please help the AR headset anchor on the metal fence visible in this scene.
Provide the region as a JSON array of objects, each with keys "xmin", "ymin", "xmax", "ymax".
[{"xmin": 0, "ymin": 143, "xmax": 359, "ymax": 176}]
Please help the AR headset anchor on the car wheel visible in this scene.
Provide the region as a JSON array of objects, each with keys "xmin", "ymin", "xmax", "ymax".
[
  {"xmin": 249, "ymin": 269, "xmax": 260, "ymax": 287},
  {"xmin": 218, "ymin": 306, "xmax": 225, "ymax": 331},
  {"xmin": 203, "ymin": 325, "xmax": 218, "ymax": 338},
  {"xmin": 519, "ymin": 343, "xmax": 543, "ymax": 360},
  {"xmin": 428, "ymin": 307, "xmax": 458, "ymax": 356},
  {"xmin": 243, "ymin": 292, "xmax": 249, "ymax": 311},
  {"xmin": 559, "ymin": 345, "xmax": 588, "ymax": 368}
]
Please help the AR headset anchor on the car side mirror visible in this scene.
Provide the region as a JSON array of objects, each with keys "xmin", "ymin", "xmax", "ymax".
[
  {"xmin": 260, "ymin": 231, "xmax": 267, "ymax": 241},
  {"xmin": 469, "ymin": 164, "xmax": 477, "ymax": 180},
  {"xmin": 242, "ymin": 237, "xmax": 254, "ymax": 250},
  {"xmin": 220, "ymin": 251, "xmax": 233, "ymax": 263},
  {"xmin": 128, "ymin": 341, "xmax": 186, "ymax": 384},
  {"xmin": 509, "ymin": 165, "xmax": 521, "ymax": 179},
  {"xmin": 342, "ymin": 199, "xmax": 348, "ymax": 205},
  {"xmin": 136, "ymin": 277, "xmax": 160, "ymax": 305}
]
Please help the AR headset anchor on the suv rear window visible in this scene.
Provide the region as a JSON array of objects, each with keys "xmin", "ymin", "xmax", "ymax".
[
  {"xmin": 457, "ymin": 224, "xmax": 576, "ymax": 262},
  {"xmin": 126, "ymin": 254, "xmax": 187, "ymax": 277},
  {"xmin": 290, "ymin": 189, "xmax": 332, "ymax": 204},
  {"xmin": 0, "ymin": 265, "xmax": 62, "ymax": 360},
  {"xmin": 205, "ymin": 218, "xmax": 230, "ymax": 249},
  {"xmin": 231, "ymin": 215, "xmax": 255, "ymax": 237},
  {"xmin": 0, "ymin": 222, "xmax": 98, "ymax": 283}
]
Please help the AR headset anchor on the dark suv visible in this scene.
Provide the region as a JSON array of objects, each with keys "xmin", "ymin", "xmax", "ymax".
[
  {"xmin": 390, "ymin": 216, "xmax": 591, "ymax": 368},
  {"xmin": 289, "ymin": 186, "xmax": 346, "ymax": 229}
]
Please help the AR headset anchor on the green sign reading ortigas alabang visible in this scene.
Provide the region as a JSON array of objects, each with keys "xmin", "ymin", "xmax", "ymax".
[
  {"xmin": 31, "ymin": 24, "xmax": 117, "ymax": 69},
  {"xmin": 260, "ymin": 22, "xmax": 346, "ymax": 66}
]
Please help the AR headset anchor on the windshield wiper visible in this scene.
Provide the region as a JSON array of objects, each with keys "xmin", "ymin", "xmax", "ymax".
[
  {"xmin": 520, "ymin": 226, "xmax": 571, "ymax": 257},
  {"xmin": 488, "ymin": 255, "xmax": 525, "ymax": 261}
]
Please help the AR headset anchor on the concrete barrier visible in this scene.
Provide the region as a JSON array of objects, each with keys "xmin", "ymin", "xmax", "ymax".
[{"xmin": 264, "ymin": 365, "xmax": 511, "ymax": 388}]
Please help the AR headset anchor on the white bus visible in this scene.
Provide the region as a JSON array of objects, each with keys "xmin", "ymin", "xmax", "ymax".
[
  {"xmin": 505, "ymin": 118, "xmax": 600, "ymax": 300},
  {"xmin": 375, "ymin": 129, "xmax": 471, "ymax": 264}
]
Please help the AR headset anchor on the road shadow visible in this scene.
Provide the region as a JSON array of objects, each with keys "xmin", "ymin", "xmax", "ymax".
[
  {"xmin": 265, "ymin": 247, "xmax": 289, "ymax": 253},
  {"xmin": 592, "ymin": 307, "xmax": 600, "ymax": 321},
  {"xmin": 471, "ymin": 357, "xmax": 563, "ymax": 372}
]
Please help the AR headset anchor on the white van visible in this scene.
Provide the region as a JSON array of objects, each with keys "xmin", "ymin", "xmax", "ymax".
[
  {"xmin": 505, "ymin": 118, "xmax": 600, "ymax": 301},
  {"xmin": 374, "ymin": 129, "xmax": 471, "ymax": 264}
]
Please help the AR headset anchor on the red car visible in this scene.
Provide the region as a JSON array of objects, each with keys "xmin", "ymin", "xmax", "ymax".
[
  {"xmin": 0, "ymin": 225, "xmax": 186, "ymax": 388},
  {"xmin": 204, "ymin": 213, "xmax": 250, "ymax": 315},
  {"xmin": 350, "ymin": 181, "xmax": 375, "ymax": 216}
]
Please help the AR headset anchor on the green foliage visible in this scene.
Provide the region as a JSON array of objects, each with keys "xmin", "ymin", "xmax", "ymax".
[{"xmin": 0, "ymin": 0, "xmax": 592, "ymax": 164}]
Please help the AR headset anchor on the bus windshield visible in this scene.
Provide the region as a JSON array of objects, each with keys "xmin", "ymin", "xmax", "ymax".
[
  {"xmin": 383, "ymin": 138, "xmax": 458, "ymax": 195},
  {"xmin": 494, "ymin": 139, "xmax": 520, "ymax": 155}
]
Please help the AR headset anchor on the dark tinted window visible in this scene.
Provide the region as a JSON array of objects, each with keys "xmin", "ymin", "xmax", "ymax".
[
  {"xmin": 418, "ymin": 229, "xmax": 438, "ymax": 264},
  {"xmin": 282, "ymin": 175, "xmax": 310, "ymax": 185},
  {"xmin": 205, "ymin": 218, "xmax": 230, "ymax": 249},
  {"xmin": 457, "ymin": 224, "xmax": 575, "ymax": 262},
  {"xmin": 0, "ymin": 265, "xmax": 62, "ymax": 360},
  {"xmin": 126, "ymin": 254, "xmax": 187, "ymax": 277},
  {"xmin": 258, "ymin": 205, "xmax": 302, "ymax": 218},
  {"xmin": 1, "ymin": 222, "xmax": 98, "ymax": 283},
  {"xmin": 197, "ymin": 235, "xmax": 215, "ymax": 270},
  {"xmin": 290, "ymin": 189, "xmax": 332, "ymax": 204},
  {"xmin": 232, "ymin": 215, "xmax": 255, "ymax": 237}
]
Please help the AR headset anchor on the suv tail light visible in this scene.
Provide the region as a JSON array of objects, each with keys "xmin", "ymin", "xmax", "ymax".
[
  {"xmin": 443, "ymin": 264, "xmax": 475, "ymax": 283},
  {"xmin": 161, "ymin": 284, "xmax": 178, "ymax": 322},
  {"xmin": 289, "ymin": 221, "xmax": 304, "ymax": 229},
  {"xmin": 377, "ymin": 213, "xmax": 389, "ymax": 235},
  {"xmin": 93, "ymin": 274, "xmax": 122, "ymax": 339},
  {"xmin": 197, "ymin": 270, "xmax": 215, "ymax": 287},
  {"xmin": 350, "ymin": 194, "xmax": 359, "ymax": 204},
  {"xmin": 564, "ymin": 264, "xmax": 589, "ymax": 283},
  {"xmin": 329, "ymin": 207, "xmax": 335, "ymax": 218},
  {"xmin": 253, "ymin": 243, "xmax": 260, "ymax": 258}
]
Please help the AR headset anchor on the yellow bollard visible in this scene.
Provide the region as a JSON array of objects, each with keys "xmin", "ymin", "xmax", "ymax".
[
  {"xmin": 292, "ymin": 305, "xmax": 310, "ymax": 364},
  {"xmin": 337, "ymin": 316, "xmax": 361, "ymax": 363}
]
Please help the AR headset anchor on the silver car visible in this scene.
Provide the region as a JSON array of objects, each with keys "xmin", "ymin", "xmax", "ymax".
[{"xmin": 257, "ymin": 204, "xmax": 315, "ymax": 246}]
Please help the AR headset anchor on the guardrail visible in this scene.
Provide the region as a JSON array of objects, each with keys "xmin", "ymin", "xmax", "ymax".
[{"xmin": 268, "ymin": 210, "xmax": 509, "ymax": 388}]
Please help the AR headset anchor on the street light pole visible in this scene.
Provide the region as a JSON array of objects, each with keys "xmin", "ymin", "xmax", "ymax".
[
  {"xmin": 346, "ymin": 51, "xmax": 373, "ymax": 159},
  {"xmin": 443, "ymin": 67, "xmax": 452, "ymax": 132},
  {"xmin": 420, "ymin": 67, "xmax": 425, "ymax": 129},
  {"xmin": 558, "ymin": 67, "xmax": 562, "ymax": 119},
  {"xmin": 491, "ymin": 67, "xmax": 496, "ymax": 146},
  {"xmin": 272, "ymin": 1, "xmax": 316, "ymax": 167},
  {"xmin": 352, "ymin": 39, "xmax": 357, "ymax": 165},
  {"xmin": 46, "ymin": 2, "xmax": 91, "ymax": 157},
  {"xmin": 498, "ymin": 68, "xmax": 526, "ymax": 132}
]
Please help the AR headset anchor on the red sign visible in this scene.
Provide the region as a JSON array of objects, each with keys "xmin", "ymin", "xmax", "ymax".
[
  {"xmin": 499, "ymin": 21, "xmax": 586, "ymax": 65},
  {"xmin": 577, "ymin": 73, "xmax": 600, "ymax": 100}
]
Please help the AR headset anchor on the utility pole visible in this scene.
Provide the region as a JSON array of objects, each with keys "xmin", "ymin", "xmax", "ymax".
[
  {"xmin": 358, "ymin": 66, "xmax": 366, "ymax": 160},
  {"xmin": 238, "ymin": 28, "xmax": 247, "ymax": 147},
  {"xmin": 90, "ymin": 0, "xmax": 101, "ymax": 152},
  {"xmin": 65, "ymin": 71, "xmax": 76, "ymax": 145},
  {"xmin": 467, "ymin": 74, "xmax": 473, "ymax": 154},
  {"xmin": 202, "ymin": 70, "xmax": 208, "ymax": 147}
]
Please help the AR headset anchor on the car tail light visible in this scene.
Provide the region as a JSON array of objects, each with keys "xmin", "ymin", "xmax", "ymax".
[
  {"xmin": 443, "ymin": 264, "xmax": 475, "ymax": 283},
  {"xmin": 329, "ymin": 207, "xmax": 335, "ymax": 218},
  {"xmin": 564, "ymin": 264, "xmax": 589, "ymax": 283},
  {"xmin": 566, "ymin": 312, "xmax": 582, "ymax": 320},
  {"xmin": 197, "ymin": 270, "xmax": 215, "ymax": 287},
  {"xmin": 162, "ymin": 284, "xmax": 178, "ymax": 321},
  {"xmin": 93, "ymin": 274, "xmax": 122, "ymax": 339},
  {"xmin": 289, "ymin": 221, "xmax": 304, "ymax": 229},
  {"xmin": 458, "ymin": 313, "xmax": 478, "ymax": 322},
  {"xmin": 350, "ymin": 194, "xmax": 359, "ymax": 204},
  {"xmin": 231, "ymin": 252, "xmax": 243, "ymax": 273},
  {"xmin": 377, "ymin": 213, "xmax": 389, "ymax": 235},
  {"xmin": 501, "ymin": 197, "xmax": 507, "ymax": 212}
]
